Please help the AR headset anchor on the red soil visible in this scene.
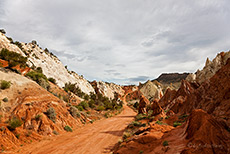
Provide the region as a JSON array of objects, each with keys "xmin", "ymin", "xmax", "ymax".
[{"xmin": 12, "ymin": 106, "xmax": 136, "ymax": 154}]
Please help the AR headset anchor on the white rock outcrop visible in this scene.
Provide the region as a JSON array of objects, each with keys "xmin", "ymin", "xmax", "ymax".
[
  {"xmin": 187, "ymin": 51, "xmax": 230, "ymax": 84},
  {"xmin": 140, "ymin": 80, "xmax": 163, "ymax": 101},
  {"xmin": 0, "ymin": 33, "xmax": 95, "ymax": 95},
  {"xmin": 93, "ymin": 81, "xmax": 125, "ymax": 99},
  {"xmin": 0, "ymin": 33, "xmax": 26, "ymax": 56}
]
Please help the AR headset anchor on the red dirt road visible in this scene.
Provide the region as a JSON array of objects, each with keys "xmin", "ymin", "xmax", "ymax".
[{"xmin": 17, "ymin": 106, "xmax": 135, "ymax": 154}]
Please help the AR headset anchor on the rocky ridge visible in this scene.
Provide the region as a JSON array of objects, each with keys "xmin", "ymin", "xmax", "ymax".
[
  {"xmin": 186, "ymin": 51, "xmax": 230, "ymax": 84},
  {"xmin": 114, "ymin": 51, "xmax": 230, "ymax": 154},
  {"xmin": 0, "ymin": 32, "xmax": 95, "ymax": 95},
  {"xmin": 139, "ymin": 80, "xmax": 163, "ymax": 102},
  {"xmin": 0, "ymin": 68, "xmax": 85, "ymax": 150},
  {"xmin": 91, "ymin": 81, "xmax": 124, "ymax": 99}
]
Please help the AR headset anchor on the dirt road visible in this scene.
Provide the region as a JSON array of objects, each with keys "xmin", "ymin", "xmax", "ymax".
[{"xmin": 18, "ymin": 106, "xmax": 135, "ymax": 154}]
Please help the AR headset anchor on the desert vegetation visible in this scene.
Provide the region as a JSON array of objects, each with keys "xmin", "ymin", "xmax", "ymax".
[
  {"xmin": 0, "ymin": 80, "xmax": 11, "ymax": 90},
  {"xmin": 26, "ymin": 67, "xmax": 50, "ymax": 90},
  {"xmin": 45, "ymin": 107, "xmax": 56, "ymax": 123},
  {"xmin": 0, "ymin": 48, "xmax": 27, "ymax": 68},
  {"xmin": 7, "ymin": 117, "xmax": 23, "ymax": 131}
]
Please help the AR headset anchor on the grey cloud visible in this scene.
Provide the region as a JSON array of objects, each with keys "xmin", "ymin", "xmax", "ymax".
[
  {"xmin": 113, "ymin": 73, "xmax": 121, "ymax": 76},
  {"xmin": 104, "ymin": 69, "xmax": 121, "ymax": 77},
  {"xmin": 1, "ymin": 0, "xmax": 230, "ymax": 85},
  {"xmin": 105, "ymin": 69, "xmax": 116, "ymax": 73},
  {"xmin": 115, "ymin": 64, "xmax": 126, "ymax": 67},
  {"xmin": 128, "ymin": 76, "xmax": 150, "ymax": 82}
]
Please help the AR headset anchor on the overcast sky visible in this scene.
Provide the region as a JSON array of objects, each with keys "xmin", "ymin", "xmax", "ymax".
[{"xmin": 0, "ymin": 0, "xmax": 229, "ymax": 85}]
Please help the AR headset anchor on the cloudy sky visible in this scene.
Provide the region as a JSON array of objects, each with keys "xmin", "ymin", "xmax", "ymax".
[{"xmin": 0, "ymin": 0, "xmax": 229, "ymax": 85}]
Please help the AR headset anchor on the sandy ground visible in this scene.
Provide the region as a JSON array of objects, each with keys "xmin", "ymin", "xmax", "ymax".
[{"xmin": 15, "ymin": 106, "xmax": 135, "ymax": 154}]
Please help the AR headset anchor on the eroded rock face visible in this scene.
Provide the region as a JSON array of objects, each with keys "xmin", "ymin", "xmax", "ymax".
[
  {"xmin": 0, "ymin": 33, "xmax": 95, "ymax": 95},
  {"xmin": 90, "ymin": 81, "xmax": 124, "ymax": 99},
  {"xmin": 181, "ymin": 109, "xmax": 230, "ymax": 154},
  {"xmin": 0, "ymin": 69, "xmax": 83, "ymax": 150},
  {"xmin": 150, "ymin": 99, "xmax": 165, "ymax": 117},
  {"xmin": 188, "ymin": 51, "xmax": 230, "ymax": 84},
  {"xmin": 160, "ymin": 58, "xmax": 230, "ymax": 126},
  {"xmin": 139, "ymin": 80, "xmax": 163, "ymax": 101},
  {"xmin": 138, "ymin": 95, "xmax": 150, "ymax": 114},
  {"xmin": 162, "ymin": 80, "xmax": 196, "ymax": 114},
  {"xmin": 158, "ymin": 88, "xmax": 177, "ymax": 108},
  {"xmin": 0, "ymin": 33, "xmax": 26, "ymax": 56},
  {"xmin": 115, "ymin": 109, "xmax": 230, "ymax": 154},
  {"xmin": 122, "ymin": 85, "xmax": 138, "ymax": 94}
]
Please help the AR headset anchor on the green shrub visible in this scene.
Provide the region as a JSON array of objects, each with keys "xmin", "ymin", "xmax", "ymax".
[
  {"xmin": 139, "ymin": 150, "xmax": 144, "ymax": 154},
  {"xmin": 164, "ymin": 109, "xmax": 169, "ymax": 113},
  {"xmin": 64, "ymin": 82, "xmax": 86, "ymax": 98},
  {"xmin": 155, "ymin": 121, "xmax": 163, "ymax": 125},
  {"xmin": 83, "ymin": 94, "xmax": 90, "ymax": 100},
  {"xmin": 88, "ymin": 100, "xmax": 95, "ymax": 108},
  {"xmin": 133, "ymin": 102, "xmax": 139, "ymax": 109},
  {"xmin": 26, "ymin": 71, "xmax": 47, "ymax": 82},
  {"xmin": 135, "ymin": 114, "xmax": 146, "ymax": 121},
  {"xmin": 97, "ymin": 105, "xmax": 105, "ymax": 111},
  {"xmin": 173, "ymin": 122, "xmax": 182, "ymax": 127},
  {"xmin": 26, "ymin": 71, "xmax": 50, "ymax": 90},
  {"xmin": 163, "ymin": 140, "xmax": 169, "ymax": 146},
  {"xmin": 14, "ymin": 41, "xmax": 23, "ymax": 50},
  {"xmin": 45, "ymin": 107, "xmax": 56, "ymax": 123},
  {"xmin": 48, "ymin": 77, "xmax": 56, "ymax": 84},
  {"xmin": 147, "ymin": 110, "xmax": 153, "ymax": 116},
  {"xmin": 0, "ymin": 48, "xmax": 27, "ymax": 67},
  {"xmin": 0, "ymin": 29, "xmax": 6, "ymax": 34},
  {"xmin": 35, "ymin": 67, "xmax": 43, "ymax": 73},
  {"xmin": 35, "ymin": 114, "xmax": 42, "ymax": 121},
  {"xmin": 158, "ymin": 117, "xmax": 163, "ymax": 121},
  {"xmin": 8, "ymin": 117, "xmax": 23, "ymax": 130},
  {"xmin": 122, "ymin": 132, "xmax": 132, "ymax": 139},
  {"xmin": 90, "ymin": 92, "xmax": 97, "ymax": 100},
  {"xmin": 76, "ymin": 105, "xmax": 84, "ymax": 111},
  {"xmin": 69, "ymin": 106, "xmax": 80, "ymax": 118},
  {"xmin": 53, "ymin": 130, "xmax": 59, "ymax": 135},
  {"xmin": 128, "ymin": 121, "xmax": 146, "ymax": 128},
  {"xmin": 149, "ymin": 115, "xmax": 155, "ymax": 120},
  {"xmin": 104, "ymin": 112, "xmax": 110, "ymax": 118},
  {"xmin": 78, "ymin": 101, "xmax": 89, "ymax": 110},
  {"xmin": 0, "ymin": 126, "xmax": 5, "ymax": 131},
  {"xmin": 62, "ymin": 95, "xmax": 69, "ymax": 103},
  {"xmin": 179, "ymin": 114, "xmax": 188, "ymax": 119},
  {"xmin": 64, "ymin": 125, "xmax": 72, "ymax": 132},
  {"xmin": 165, "ymin": 116, "xmax": 170, "ymax": 119},
  {"xmin": 25, "ymin": 130, "xmax": 32, "ymax": 137},
  {"xmin": 38, "ymin": 78, "xmax": 50, "ymax": 90},
  {"xmin": 15, "ymin": 134, "xmax": 20, "ymax": 139},
  {"xmin": 0, "ymin": 80, "xmax": 11, "ymax": 90},
  {"xmin": 2, "ymin": 97, "xmax": 8, "ymax": 102},
  {"xmin": 44, "ymin": 48, "xmax": 49, "ymax": 54}
]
